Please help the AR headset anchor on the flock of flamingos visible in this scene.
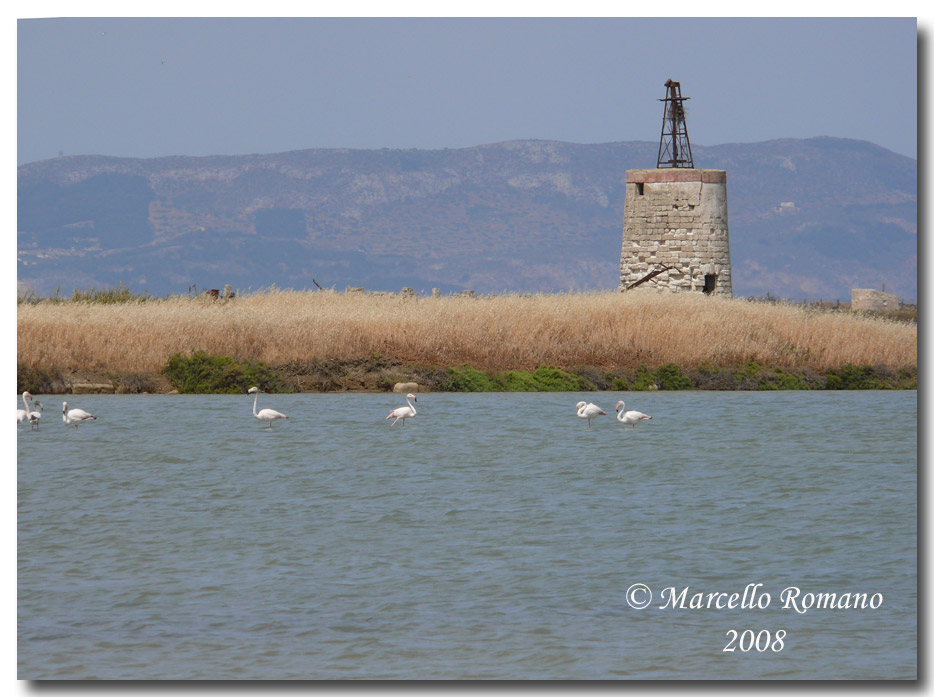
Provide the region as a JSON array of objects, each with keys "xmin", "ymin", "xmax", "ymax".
[{"xmin": 16, "ymin": 389, "xmax": 653, "ymax": 431}]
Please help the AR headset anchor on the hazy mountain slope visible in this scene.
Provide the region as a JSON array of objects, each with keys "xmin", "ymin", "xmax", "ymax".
[{"xmin": 17, "ymin": 137, "xmax": 917, "ymax": 301}]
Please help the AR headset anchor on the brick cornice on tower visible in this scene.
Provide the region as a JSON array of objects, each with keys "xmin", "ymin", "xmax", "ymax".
[{"xmin": 626, "ymin": 169, "xmax": 727, "ymax": 184}]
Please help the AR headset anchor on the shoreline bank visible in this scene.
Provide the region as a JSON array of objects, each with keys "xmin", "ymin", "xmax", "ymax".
[{"xmin": 18, "ymin": 359, "xmax": 918, "ymax": 395}]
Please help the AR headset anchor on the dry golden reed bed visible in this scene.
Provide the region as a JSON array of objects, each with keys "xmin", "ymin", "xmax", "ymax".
[{"xmin": 17, "ymin": 288, "xmax": 916, "ymax": 376}]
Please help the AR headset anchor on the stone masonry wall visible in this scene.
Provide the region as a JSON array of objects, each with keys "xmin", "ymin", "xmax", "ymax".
[
  {"xmin": 851, "ymin": 288, "xmax": 900, "ymax": 312},
  {"xmin": 619, "ymin": 169, "xmax": 732, "ymax": 297}
]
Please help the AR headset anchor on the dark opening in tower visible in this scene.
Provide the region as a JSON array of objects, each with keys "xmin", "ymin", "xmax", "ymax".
[{"xmin": 703, "ymin": 274, "xmax": 717, "ymax": 295}]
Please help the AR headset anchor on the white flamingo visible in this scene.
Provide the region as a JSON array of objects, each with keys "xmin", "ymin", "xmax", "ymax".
[
  {"xmin": 387, "ymin": 393, "xmax": 417, "ymax": 426},
  {"xmin": 248, "ymin": 386, "xmax": 288, "ymax": 428},
  {"xmin": 616, "ymin": 400, "xmax": 652, "ymax": 428},
  {"xmin": 575, "ymin": 400, "xmax": 606, "ymax": 429},
  {"xmin": 62, "ymin": 401, "xmax": 97, "ymax": 428},
  {"xmin": 17, "ymin": 391, "xmax": 32, "ymax": 425},
  {"xmin": 28, "ymin": 397, "xmax": 44, "ymax": 430}
]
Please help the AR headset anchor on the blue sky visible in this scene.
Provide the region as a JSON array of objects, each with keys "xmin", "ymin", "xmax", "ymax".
[{"xmin": 16, "ymin": 16, "xmax": 919, "ymax": 164}]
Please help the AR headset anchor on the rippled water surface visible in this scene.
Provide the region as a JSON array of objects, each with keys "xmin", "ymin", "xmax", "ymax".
[{"xmin": 18, "ymin": 391, "xmax": 916, "ymax": 679}]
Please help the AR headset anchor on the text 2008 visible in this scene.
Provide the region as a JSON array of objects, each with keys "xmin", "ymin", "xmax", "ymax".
[{"xmin": 723, "ymin": 629, "xmax": 786, "ymax": 652}]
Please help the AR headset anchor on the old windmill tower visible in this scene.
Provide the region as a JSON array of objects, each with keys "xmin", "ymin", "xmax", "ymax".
[{"xmin": 619, "ymin": 79, "xmax": 732, "ymax": 296}]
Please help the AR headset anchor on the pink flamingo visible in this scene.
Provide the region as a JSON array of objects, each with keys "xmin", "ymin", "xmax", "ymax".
[
  {"xmin": 248, "ymin": 387, "xmax": 288, "ymax": 428},
  {"xmin": 17, "ymin": 391, "xmax": 32, "ymax": 425},
  {"xmin": 62, "ymin": 401, "xmax": 97, "ymax": 428},
  {"xmin": 575, "ymin": 401, "xmax": 606, "ymax": 429},
  {"xmin": 615, "ymin": 400, "xmax": 652, "ymax": 428},
  {"xmin": 387, "ymin": 393, "xmax": 417, "ymax": 426}
]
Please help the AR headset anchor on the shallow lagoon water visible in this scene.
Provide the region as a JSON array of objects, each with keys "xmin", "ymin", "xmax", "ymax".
[{"xmin": 18, "ymin": 390, "xmax": 916, "ymax": 679}]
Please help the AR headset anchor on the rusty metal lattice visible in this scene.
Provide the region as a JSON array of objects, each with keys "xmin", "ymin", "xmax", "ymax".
[{"xmin": 657, "ymin": 79, "xmax": 694, "ymax": 169}]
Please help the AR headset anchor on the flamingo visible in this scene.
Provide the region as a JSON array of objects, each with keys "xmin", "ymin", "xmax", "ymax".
[
  {"xmin": 28, "ymin": 397, "xmax": 43, "ymax": 430},
  {"xmin": 17, "ymin": 391, "xmax": 32, "ymax": 425},
  {"xmin": 576, "ymin": 400, "xmax": 606, "ymax": 429},
  {"xmin": 248, "ymin": 386, "xmax": 288, "ymax": 428},
  {"xmin": 387, "ymin": 393, "xmax": 417, "ymax": 426},
  {"xmin": 62, "ymin": 401, "xmax": 97, "ymax": 428},
  {"xmin": 616, "ymin": 400, "xmax": 652, "ymax": 428}
]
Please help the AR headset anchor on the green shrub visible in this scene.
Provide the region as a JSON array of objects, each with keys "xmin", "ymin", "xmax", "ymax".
[
  {"xmin": 690, "ymin": 364, "xmax": 737, "ymax": 390},
  {"xmin": 17, "ymin": 364, "xmax": 55, "ymax": 394},
  {"xmin": 536, "ymin": 365, "xmax": 593, "ymax": 391},
  {"xmin": 499, "ymin": 370, "xmax": 536, "ymax": 391},
  {"xmin": 441, "ymin": 366, "xmax": 501, "ymax": 392},
  {"xmin": 163, "ymin": 351, "xmax": 286, "ymax": 394},
  {"xmin": 509, "ymin": 365, "xmax": 593, "ymax": 391},
  {"xmin": 655, "ymin": 362, "xmax": 693, "ymax": 390},
  {"xmin": 570, "ymin": 365, "xmax": 610, "ymax": 390},
  {"xmin": 757, "ymin": 368, "xmax": 807, "ymax": 390},
  {"xmin": 824, "ymin": 364, "xmax": 891, "ymax": 390},
  {"xmin": 632, "ymin": 363, "xmax": 658, "ymax": 391},
  {"xmin": 896, "ymin": 366, "xmax": 918, "ymax": 389},
  {"xmin": 441, "ymin": 364, "xmax": 594, "ymax": 392},
  {"xmin": 734, "ymin": 361, "xmax": 764, "ymax": 390}
]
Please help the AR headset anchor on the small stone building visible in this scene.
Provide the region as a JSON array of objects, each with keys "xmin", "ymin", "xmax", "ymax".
[
  {"xmin": 851, "ymin": 288, "xmax": 900, "ymax": 312},
  {"xmin": 619, "ymin": 168, "xmax": 732, "ymax": 297}
]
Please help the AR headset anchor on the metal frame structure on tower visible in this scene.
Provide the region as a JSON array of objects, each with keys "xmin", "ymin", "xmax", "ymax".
[{"xmin": 657, "ymin": 79, "xmax": 694, "ymax": 168}]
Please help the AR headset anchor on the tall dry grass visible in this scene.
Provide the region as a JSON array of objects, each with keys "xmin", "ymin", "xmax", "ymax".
[{"xmin": 17, "ymin": 288, "xmax": 917, "ymax": 375}]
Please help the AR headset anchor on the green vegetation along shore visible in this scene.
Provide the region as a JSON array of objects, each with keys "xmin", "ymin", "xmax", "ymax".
[{"xmin": 17, "ymin": 354, "xmax": 917, "ymax": 395}]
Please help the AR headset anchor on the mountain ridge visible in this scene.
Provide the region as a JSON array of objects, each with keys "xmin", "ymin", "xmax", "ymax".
[{"xmin": 17, "ymin": 137, "xmax": 917, "ymax": 301}]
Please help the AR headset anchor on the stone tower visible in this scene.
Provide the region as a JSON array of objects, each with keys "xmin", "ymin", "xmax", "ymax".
[
  {"xmin": 618, "ymin": 168, "xmax": 732, "ymax": 296},
  {"xmin": 618, "ymin": 80, "xmax": 732, "ymax": 297}
]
